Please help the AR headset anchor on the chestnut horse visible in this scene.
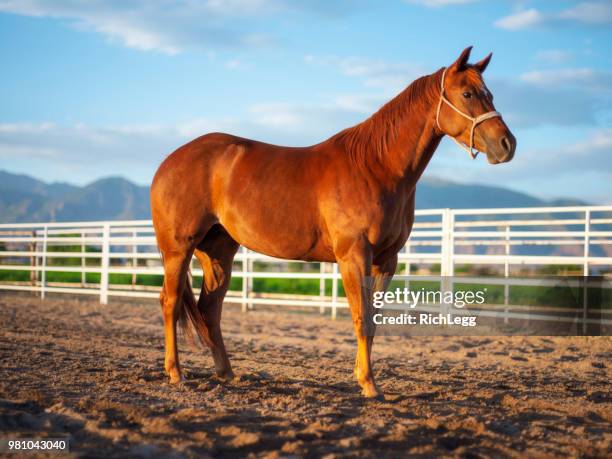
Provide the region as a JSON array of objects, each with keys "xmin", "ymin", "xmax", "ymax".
[{"xmin": 151, "ymin": 47, "xmax": 516, "ymax": 398}]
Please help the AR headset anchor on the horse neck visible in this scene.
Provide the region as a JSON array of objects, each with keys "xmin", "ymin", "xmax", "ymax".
[{"xmin": 335, "ymin": 69, "xmax": 444, "ymax": 189}]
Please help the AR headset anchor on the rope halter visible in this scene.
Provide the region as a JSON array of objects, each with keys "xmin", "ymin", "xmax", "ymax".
[{"xmin": 435, "ymin": 67, "xmax": 501, "ymax": 159}]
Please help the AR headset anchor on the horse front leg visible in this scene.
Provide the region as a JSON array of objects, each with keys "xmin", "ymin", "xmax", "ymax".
[
  {"xmin": 159, "ymin": 251, "xmax": 193, "ymax": 384},
  {"xmin": 354, "ymin": 254, "xmax": 398, "ymax": 374},
  {"xmin": 337, "ymin": 238, "xmax": 380, "ymax": 398}
]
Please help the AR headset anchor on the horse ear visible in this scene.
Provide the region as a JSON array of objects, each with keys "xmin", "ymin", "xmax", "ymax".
[
  {"xmin": 474, "ymin": 52, "xmax": 493, "ymax": 73},
  {"xmin": 450, "ymin": 46, "xmax": 472, "ymax": 72}
]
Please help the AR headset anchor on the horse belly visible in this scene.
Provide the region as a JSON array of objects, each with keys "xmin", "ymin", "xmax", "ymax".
[
  {"xmin": 211, "ymin": 143, "xmax": 336, "ymax": 261},
  {"xmin": 217, "ymin": 192, "xmax": 332, "ymax": 261}
]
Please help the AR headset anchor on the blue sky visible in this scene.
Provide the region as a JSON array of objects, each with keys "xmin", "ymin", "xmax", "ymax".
[{"xmin": 0, "ymin": 0, "xmax": 610, "ymax": 203}]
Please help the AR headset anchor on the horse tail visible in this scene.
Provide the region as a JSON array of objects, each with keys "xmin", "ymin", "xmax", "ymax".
[{"xmin": 178, "ymin": 274, "xmax": 209, "ymax": 347}]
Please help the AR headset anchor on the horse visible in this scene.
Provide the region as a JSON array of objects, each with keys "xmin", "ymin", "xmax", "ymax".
[{"xmin": 150, "ymin": 46, "xmax": 516, "ymax": 398}]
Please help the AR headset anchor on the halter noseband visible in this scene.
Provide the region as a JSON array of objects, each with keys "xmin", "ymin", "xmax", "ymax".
[{"xmin": 435, "ymin": 67, "xmax": 501, "ymax": 159}]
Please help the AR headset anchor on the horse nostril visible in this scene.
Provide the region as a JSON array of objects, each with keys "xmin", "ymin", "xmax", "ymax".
[{"xmin": 500, "ymin": 136, "xmax": 511, "ymax": 153}]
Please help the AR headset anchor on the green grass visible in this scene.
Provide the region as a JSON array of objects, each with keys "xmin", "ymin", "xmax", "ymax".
[
  {"xmin": 0, "ymin": 270, "xmax": 31, "ymax": 282},
  {"xmin": 452, "ymin": 282, "xmax": 610, "ymax": 309},
  {"xmin": 1, "ymin": 265, "xmax": 608, "ymax": 309},
  {"xmin": 0, "ymin": 269, "xmax": 345, "ymax": 295}
]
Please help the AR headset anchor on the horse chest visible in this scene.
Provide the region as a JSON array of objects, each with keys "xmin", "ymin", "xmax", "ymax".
[
  {"xmin": 369, "ymin": 203, "xmax": 414, "ymax": 257},
  {"xmin": 371, "ymin": 222, "xmax": 410, "ymax": 255}
]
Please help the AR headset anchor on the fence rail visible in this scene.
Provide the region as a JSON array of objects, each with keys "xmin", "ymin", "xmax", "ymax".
[{"xmin": 1, "ymin": 206, "xmax": 611, "ymax": 322}]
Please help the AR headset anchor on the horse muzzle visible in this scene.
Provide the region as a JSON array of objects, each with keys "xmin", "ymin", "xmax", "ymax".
[{"xmin": 485, "ymin": 131, "xmax": 516, "ymax": 164}]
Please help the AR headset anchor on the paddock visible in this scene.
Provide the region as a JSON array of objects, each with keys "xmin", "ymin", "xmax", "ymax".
[
  {"xmin": 1, "ymin": 293, "xmax": 610, "ymax": 458},
  {"xmin": 1, "ymin": 206, "xmax": 611, "ymax": 457}
]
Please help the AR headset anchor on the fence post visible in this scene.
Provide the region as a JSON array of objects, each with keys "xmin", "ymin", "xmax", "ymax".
[
  {"xmin": 319, "ymin": 262, "xmax": 326, "ymax": 314},
  {"xmin": 440, "ymin": 210, "xmax": 454, "ymax": 317},
  {"xmin": 40, "ymin": 225, "xmax": 48, "ymax": 299},
  {"xmin": 81, "ymin": 230, "xmax": 86, "ymax": 286},
  {"xmin": 247, "ymin": 254, "xmax": 254, "ymax": 310},
  {"xmin": 583, "ymin": 209, "xmax": 590, "ymax": 276},
  {"xmin": 34, "ymin": 232, "xmax": 39, "ymax": 288},
  {"xmin": 582, "ymin": 209, "xmax": 591, "ymax": 334},
  {"xmin": 100, "ymin": 223, "xmax": 110, "ymax": 305},
  {"xmin": 403, "ymin": 242, "xmax": 411, "ymax": 275},
  {"xmin": 440, "ymin": 209, "xmax": 453, "ymax": 276},
  {"xmin": 447, "ymin": 209, "xmax": 455, "ymax": 276},
  {"xmin": 331, "ymin": 263, "xmax": 338, "ymax": 320},
  {"xmin": 403, "ymin": 243, "xmax": 411, "ymax": 313},
  {"xmin": 132, "ymin": 230, "xmax": 138, "ymax": 289},
  {"xmin": 504, "ymin": 224, "xmax": 510, "ymax": 324},
  {"xmin": 29, "ymin": 230, "xmax": 36, "ymax": 286},
  {"xmin": 241, "ymin": 246, "xmax": 248, "ymax": 313}
]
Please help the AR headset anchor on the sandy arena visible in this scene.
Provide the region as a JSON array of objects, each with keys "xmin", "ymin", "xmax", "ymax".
[{"xmin": 0, "ymin": 293, "xmax": 610, "ymax": 458}]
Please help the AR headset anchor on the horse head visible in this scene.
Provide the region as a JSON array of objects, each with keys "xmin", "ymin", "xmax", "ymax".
[{"xmin": 436, "ymin": 46, "xmax": 516, "ymax": 164}]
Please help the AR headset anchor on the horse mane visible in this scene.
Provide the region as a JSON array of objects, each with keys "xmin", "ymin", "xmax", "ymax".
[{"xmin": 331, "ymin": 68, "xmax": 443, "ymax": 166}]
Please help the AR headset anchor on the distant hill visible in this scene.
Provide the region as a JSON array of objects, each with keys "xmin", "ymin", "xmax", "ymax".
[
  {"xmin": 0, "ymin": 171, "xmax": 149, "ymax": 222},
  {"xmin": 416, "ymin": 176, "xmax": 544, "ymax": 209},
  {"xmin": 0, "ymin": 169, "xmax": 588, "ymax": 223}
]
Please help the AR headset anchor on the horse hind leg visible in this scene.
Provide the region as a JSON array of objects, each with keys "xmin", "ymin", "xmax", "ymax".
[{"xmin": 193, "ymin": 224, "xmax": 239, "ymax": 380}]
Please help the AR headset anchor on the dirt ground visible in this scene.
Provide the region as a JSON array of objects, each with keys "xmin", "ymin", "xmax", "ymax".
[{"xmin": 0, "ymin": 293, "xmax": 610, "ymax": 458}]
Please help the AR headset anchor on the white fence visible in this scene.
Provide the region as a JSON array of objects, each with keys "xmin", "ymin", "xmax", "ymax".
[{"xmin": 0, "ymin": 206, "xmax": 611, "ymax": 321}]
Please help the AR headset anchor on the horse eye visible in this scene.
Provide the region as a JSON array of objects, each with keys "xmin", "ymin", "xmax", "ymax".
[{"xmin": 462, "ymin": 91, "xmax": 472, "ymax": 99}]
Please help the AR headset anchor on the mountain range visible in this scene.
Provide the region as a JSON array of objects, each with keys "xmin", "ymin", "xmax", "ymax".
[{"xmin": 0, "ymin": 169, "xmax": 587, "ymax": 223}]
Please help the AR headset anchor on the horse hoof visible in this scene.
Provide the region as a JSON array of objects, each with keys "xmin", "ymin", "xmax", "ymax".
[
  {"xmin": 216, "ymin": 370, "xmax": 235, "ymax": 382},
  {"xmin": 168, "ymin": 373, "xmax": 184, "ymax": 384},
  {"xmin": 361, "ymin": 384, "xmax": 383, "ymax": 399}
]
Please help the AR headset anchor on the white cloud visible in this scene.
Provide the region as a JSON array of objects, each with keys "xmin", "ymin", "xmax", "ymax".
[
  {"xmin": 533, "ymin": 49, "xmax": 573, "ymax": 64},
  {"xmin": 332, "ymin": 93, "xmax": 385, "ymax": 114},
  {"xmin": 491, "ymin": 78, "xmax": 603, "ymax": 128},
  {"xmin": 225, "ymin": 59, "xmax": 243, "ymax": 70},
  {"xmin": 0, "ymin": 0, "xmax": 349, "ymax": 54},
  {"xmin": 495, "ymin": 2, "xmax": 612, "ymax": 30},
  {"xmin": 520, "ymin": 68, "xmax": 594, "ymax": 85},
  {"xmin": 0, "ymin": 120, "xmax": 224, "ymax": 183},
  {"xmin": 2, "ymin": 118, "xmax": 610, "ymax": 202},
  {"xmin": 495, "ymin": 9, "xmax": 543, "ymax": 30},
  {"xmin": 405, "ymin": 0, "xmax": 481, "ymax": 7},
  {"xmin": 250, "ymin": 103, "xmax": 305, "ymax": 129},
  {"xmin": 0, "ymin": 122, "xmax": 175, "ymax": 162},
  {"xmin": 0, "ymin": 100, "xmax": 367, "ymax": 183},
  {"xmin": 563, "ymin": 128, "xmax": 612, "ymax": 155},
  {"xmin": 176, "ymin": 118, "xmax": 240, "ymax": 139},
  {"xmin": 519, "ymin": 68, "xmax": 612, "ymax": 92},
  {"xmin": 523, "ymin": 128, "xmax": 612, "ymax": 177},
  {"xmin": 426, "ymin": 126, "xmax": 612, "ymax": 203},
  {"xmin": 3, "ymin": 59, "xmax": 609, "ymax": 187},
  {"xmin": 247, "ymin": 100, "xmax": 367, "ymax": 137},
  {"xmin": 338, "ymin": 57, "xmax": 425, "ymax": 89},
  {"xmin": 305, "ymin": 55, "xmax": 426, "ymax": 91},
  {"xmin": 304, "ymin": 53, "xmax": 612, "ymax": 130},
  {"xmin": 0, "ymin": 0, "xmax": 261, "ymax": 53},
  {"xmin": 486, "ymin": 65, "xmax": 612, "ymax": 128},
  {"xmin": 510, "ymin": 128, "xmax": 612, "ymax": 172},
  {"xmin": 558, "ymin": 1, "xmax": 612, "ymax": 24}
]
